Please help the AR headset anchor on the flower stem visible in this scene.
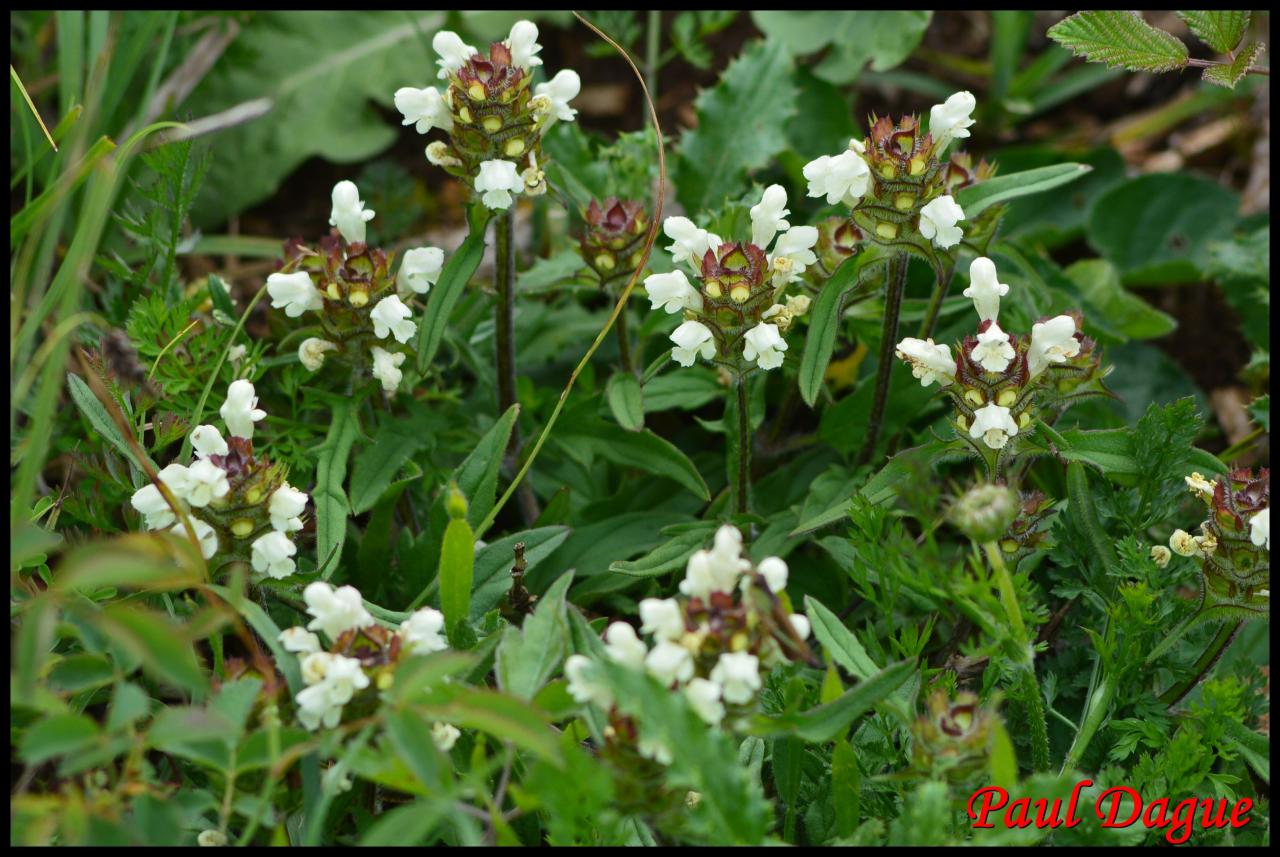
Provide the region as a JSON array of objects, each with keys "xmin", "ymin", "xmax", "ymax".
[
  {"xmin": 734, "ymin": 376, "xmax": 751, "ymax": 516},
  {"xmin": 494, "ymin": 207, "xmax": 518, "ymax": 426},
  {"xmin": 614, "ymin": 288, "xmax": 635, "ymax": 375},
  {"xmin": 916, "ymin": 260, "xmax": 954, "ymax": 341},
  {"xmin": 857, "ymin": 251, "xmax": 908, "ymax": 467},
  {"xmin": 1158, "ymin": 619, "xmax": 1242, "ymax": 706},
  {"xmin": 984, "ymin": 541, "xmax": 1049, "ymax": 771}
]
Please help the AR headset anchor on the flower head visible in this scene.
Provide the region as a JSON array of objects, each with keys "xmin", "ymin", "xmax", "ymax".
[
  {"xmin": 370, "ymin": 346, "xmax": 407, "ymax": 394},
  {"xmin": 969, "ymin": 402, "xmax": 1019, "ymax": 450},
  {"xmin": 669, "ymin": 320, "xmax": 716, "ymax": 367},
  {"xmin": 398, "ymin": 246, "xmax": 445, "ymax": 295},
  {"xmin": 329, "ymin": 181, "xmax": 375, "ymax": 245},
  {"xmin": 370, "ymin": 295, "xmax": 417, "ymax": 344},
  {"xmin": 743, "ymin": 322, "xmax": 788, "ymax": 370},
  {"xmin": 895, "ymin": 337, "xmax": 955, "ymax": 387},
  {"xmin": 918, "ymin": 195, "xmax": 965, "ymax": 249},
  {"xmin": 963, "ymin": 257, "xmax": 1008, "ymax": 323},
  {"xmin": 221, "ymin": 380, "xmax": 266, "ymax": 439},
  {"xmin": 267, "ymin": 271, "xmax": 324, "ymax": 318},
  {"xmin": 474, "ymin": 159, "xmax": 525, "ymax": 210}
]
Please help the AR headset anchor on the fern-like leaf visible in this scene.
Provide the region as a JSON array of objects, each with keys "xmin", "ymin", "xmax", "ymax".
[
  {"xmin": 1048, "ymin": 11, "xmax": 1189, "ymax": 73},
  {"xmin": 1177, "ymin": 10, "xmax": 1250, "ymax": 54},
  {"xmin": 1202, "ymin": 40, "xmax": 1266, "ymax": 89}
]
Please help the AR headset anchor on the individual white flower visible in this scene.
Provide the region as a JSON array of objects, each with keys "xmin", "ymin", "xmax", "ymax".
[
  {"xmin": 185, "ymin": 458, "xmax": 230, "ymax": 508},
  {"xmin": 757, "ymin": 556, "xmax": 789, "ymax": 593},
  {"xmin": 769, "ymin": 226, "xmax": 820, "ymax": 286},
  {"xmin": 681, "ymin": 526, "xmax": 751, "ymax": 600},
  {"xmin": 789, "ymin": 614, "xmax": 811, "ymax": 640},
  {"xmin": 398, "ymin": 246, "xmax": 445, "ymax": 295},
  {"xmin": 639, "ymin": 598, "xmax": 685, "ymax": 641},
  {"xmin": 750, "ymin": 184, "xmax": 791, "ymax": 248},
  {"xmin": 638, "ymin": 735, "xmax": 673, "ymax": 766},
  {"xmin": 1169, "ymin": 528, "xmax": 1203, "ymax": 558},
  {"xmin": 1150, "ymin": 545, "xmax": 1172, "ymax": 568},
  {"xmin": 743, "ymin": 322, "xmax": 788, "ymax": 370},
  {"xmin": 645, "ymin": 640, "xmax": 695, "ymax": 686},
  {"xmin": 1250, "ymin": 508, "xmax": 1269, "ymax": 551},
  {"xmin": 972, "ymin": 322, "xmax": 1016, "ymax": 373},
  {"xmin": 425, "ymin": 140, "xmax": 461, "ymax": 168},
  {"xmin": 227, "ymin": 344, "xmax": 247, "ymax": 366},
  {"xmin": 684, "ymin": 678, "xmax": 725, "ymax": 726},
  {"xmin": 1184, "ymin": 472, "xmax": 1216, "ymax": 502},
  {"xmin": 197, "ymin": 830, "xmax": 228, "ymax": 847},
  {"xmin": 969, "ymin": 402, "xmax": 1019, "ymax": 450},
  {"xmin": 370, "ymin": 295, "xmax": 417, "ymax": 344},
  {"xmin": 604, "ymin": 622, "xmax": 647, "ymax": 669},
  {"xmin": 848, "ymin": 137, "xmax": 866, "ymax": 154},
  {"xmin": 929, "ymin": 90, "xmax": 977, "ymax": 147},
  {"xmin": 296, "ymin": 654, "xmax": 368, "ymax": 731},
  {"xmin": 303, "ymin": 582, "xmax": 374, "ymax": 639},
  {"xmin": 433, "ymin": 30, "xmax": 477, "ymax": 79},
  {"xmin": 322, "ymin": 765, "xmax": 353, "ymax": 796},
  {"xmin": 643, "ymin": 270, "xmax": 702, "ymax": 314},
  {"xmin": 251, "ymin": 530, "xmax": 296, "ymax": 579},
  {"xmin": 533, "ymin": 69, "xmax": 580, "ymax": 123},
  {"xmin": 432, "ymin": 722, "xmax": 461, "ymax": 752},
  {"xmin": 298, "ymin": 338, "xmax": 338, "ymax": 372},
  {"xmin": 963, "ymin": 257, "xmax": 1008, "ymax": 322},
  {"xmin": 132, "ymin": 476, "xmax": 182, "ymax": 530},
  {"xmin": 663, "ymin": 217, "xmax": 722, "ymax": 269},
  {"xmin": 329, "ymin": 180, "xmax": 375, "ymax": 245},
  {"xmin": 564, "ymin": 654, "xmax": 613, "ymax": 709},
  {"xmin": 220, "ymin": 380, "xmax": 266, "ymax": 440},
  {"xmin": 267, "ymin": 271, "xmax": 324, "ymax": 318},
  {"xmin": 505, "ymin": 20, "xmax": 543, "ymax": 69},
  {"xmin": 521, "ymin": 162, "xmax": 547, "ymax": 196},
  {"xmin": 803, "ymin": 149, "xmax": 870, "ymax": 207},
  {"xmin": 474, "ymin": 159, "xmax": 525, "ymax": 210},
  {"xmin": 1197, "ymin": 530, "xmax": 1218, "ymax": 555},
  {"xmin": 279, "ymin": 627, "xmax": 321, "ymax": 654},
  {"xmin": 1027, "ymin": 315, "xmax": 1081, "ymax": 379},
  {"xmin": 710, "ymin": 651, "xmax": 761, "ymax": 705},
  {"xmin": 918, "ymin": 195, "xmax": 965, "ymax": 249},
  {"xmin": 370, "ymin": 346, "xmax": 407, "ymax": 394},
  {"xmin": 268, "ymin": 482, "xmax": 308, "ymax": 532},
  {"xmin": 394, "ymin": 85, "xmax": 453, "ymax": 134},
  {"xmin": 399, "ymin": 607, "xmax": 447, "ymax": 655},
  {"xmin": 786, "ymin": 294, "xmax": 812, "ymax": 317},
  {"xmin": 895, "ymin": 337, "xmax": 956, "ymax": 388},
  {"xmin": 189, "ymin": 425, "xmax": 228, "ymax": 459},
  {"xmin": 171, "ymin": 517, "xmax": 218, "ymax": 560},
  {"xmin": 670, "ymin": 320, "xmax": 716, "ymax": 367}
]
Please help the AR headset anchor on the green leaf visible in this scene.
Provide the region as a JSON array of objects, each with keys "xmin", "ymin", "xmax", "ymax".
[
  {"xmin": 97, "ymin": 605, "xmax": 208, "ymax": 697},
  {"xmin": 384, "ymin": 709, "xmax": 448, "ymax": 792},
  {"xmin": 470, "ymin": 526, "xmax": 571, "ymax": 620},
  {"xmin": 439, "ymin": 514, "xmax": 476, "ymax": 646},
  {"xmin": 752, "ymin": 11, "xmax": 931, "ymax": 84},
  {"xmin": 206, "ymin": 273, "xmax": 235, "ymax": 318},
  {"xmin": 673, "ymin": 39, "xmax": 798, "ymax": 214},
  {"xmin": 67, "ymin": 373, "xmax": 152, "ymax": 471},
  {"xmin": 417, "ymin": 204, "xmax": 491, "ymax": 372},
  {"xmin": 1064, "ymin": 258, "xmax": 1176, "ymax": 340},
  {"xmin": 605, "ymin": 371, "xmax": 644, "ymax": 431},
  {"xmin": 19, "ymin": 713, "xmax": 101, "ymax": 765},
  {"xmin": 1047, "ymin": 11, "xmax": 1189, "ymax": 73},
  {"xmin": 608, "ymin": 526, "xmax": 716, "ymax": 578},
  {"xmin": 799, "ymin": 257, "xmax": 859, "ymax": 406},
  {"xmin": 752, "ymin": 659, "xmax": 915, "ymax": 742},
  {"xmin": 312, "ymin": 398, "xmax": 360, "ymax": 578},
  {"xmin": 642, "ymin": 367, "xmax": 723, "ymax": 412},
  {"xmin": 348, "ymin": 419, "xmax": 426, "ymax": 515},
  {"xmin": 1202, "ymin": 40, "xmax": 1264, "ymax": 89},
  {"xmin": 1177, "ymin": 11, "xmax": 1250, "ymax": 54},
  {"xmin": 804, "ymin": 596, "xmax": 880, "ymax": 680},
  {"xmin": 558, "ymin": 418, "xmax": 710, "ymax": 501},
  {"xmin": 956, "ymin": 163, "xmax": 1091, "ymax": 220},
  {"xmin": 1066, "ymin": 462, "xmax": 1119, "ymax": 579},
  {"xmin": 495, "ymin": 572, "xmax": 573, "ymax": 700},
  {"xmin": 831, "ymin": 739, "xmax": 861, "ymax": 838},
  {"xmin": 420, "ymin": 688, "xmax": 562, "ymax": 765}
]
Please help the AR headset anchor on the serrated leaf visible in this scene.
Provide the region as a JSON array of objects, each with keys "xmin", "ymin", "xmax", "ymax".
[
  {"xmin": 1048, "ymin": 11, "xmax": 1188, "ymax": 73},
  {"xmin": 67, "ymin": 373, "xmax": 153, "ymax": 471},
  {"xmin": 751, "ymin": 11, "xmax": 931, "ymax": 85},
  {"xmin": 1202, "ymin": 40, "xmax": 1265, "ymax": 89},
  {"xmin": 1177, "ymin": 11, "xmax": 1250, "ymax": 54}
]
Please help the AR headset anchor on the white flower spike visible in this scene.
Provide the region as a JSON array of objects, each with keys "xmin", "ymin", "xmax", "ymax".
[
  {"xmin": 918, "ymin": 195, "xmax": 965, "ymax": 249},
  {"xmin": 329, "ymin": 181, "xmax": 375, "ymax": 245},
  {"xmin": 963, "ymin": 257, "xmax": 1008, "ymax": 323}
]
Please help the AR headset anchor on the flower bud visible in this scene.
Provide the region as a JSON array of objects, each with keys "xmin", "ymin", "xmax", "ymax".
[{"xmin": 949, "ymin": 483, "xmax": 1019, "ymax": 543}]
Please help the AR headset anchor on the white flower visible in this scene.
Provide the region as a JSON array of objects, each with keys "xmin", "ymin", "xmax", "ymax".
[
  {"xmin": 189, "ymin": 425, "xmax": 228, "ymax": 459},
  {"xmin": 918, "ymin": 195, "xmax": 965, "ymax": 249},
  {"xmin": 969, "ymin": 402, "xmax": 1019, "ymax": 450},
  {"xmin": 750, "ymin": 184, "xmax": 791, "ymax": 248},
  {"xmin": 432, "ymin": 722, "xmax": 461, "ymax": 752},
  {"xmin": 786, "ymin": 294, "xmax": 812, "ymax": 317},
  {"xmin": 680, "ymin": 525, "xmax": 751, "ymax": 599},
  {"xmin": 132, "ymin": 471, "xmax": 184, "ymax": 529},
  {"xmin": 757, "ymin": 556, "xmax": 788, "ymax": 593},
  {"xmin": 398, "ymin": 246, "xmax": 445, "ymax": 295},
  {"xmin": 433, "ymin": 30, "xmax": 477, "ymax": 79},
  {"xmin": 963, "ymin": 257, "xmax": 1008, "ymax": 322},
  {"xmin": 251, "ymin": 531, "xmax": 296, "ymax": 579},
  {"xmin": 474, "ymin": 158, "xmax": 526, "ymax": 210},
  {"xmin": 197, "ymin": 830, "xmax": 227, "ymax": 847},
  {"xmin": 643, "ymin": 270, "xmax": 702, "ymax": 314},
  {"xmin": 269, "ymin": 482, "xmax": 308, "ymax": 532},
  {"xmin": 394, "ymin": 85, "xmax": 453, "ymax": 134},
  {"xmin": 743, "ymin": 322, "xmax": 788, "ymax": 371},
  {"xmin": 895, "ymin": 337, "xmax": 956, "ymax": 388},
  {"xmin": 1184, "ymin": 472, "xmax": 1216, "ymax": 502},
  {"xmin": 298, "ymin": 338, "xmax": 337, "ymax": 372},
  {"xmin": 300, "ymin": 651, "xmax": 335, "ymax": 685},
  {"xmin": 670, "ymin": 320, "xmax": 716, "ymax": 367},
  {"xmin": 426, "ymin": 140, "xmax": 461, "ymax": 167},
  {"xmin": 370, "ymin": 295, "xmax": 417, "ymax": 344},
  {"xmin": 790, "ymin": 614, "xmax": 811, "ymax": 640},
  {"xmin": 604, "ymin": 622, "xmax": 648, "ymax": 669},
  {"xmin": 710, "ymin": 651, "xmax": 761, "ymax": 705},
  {"xmin": 929, "ymin": 90, "xmax": 977, "ymax": 147},
  {"xmin": 1250, "ymin": 508, "xmax": 1269, "ymax": 551},
  {"xmin": 185, "ymin": 458, "xmax": 230, "ymax": 508},
  {"xmin": 1150, "ymin": 545, "xmax": 1172, "ymax": 568},
  {"xmin": 803, "ymin": 150, "xmax": 870, "ymax": 207},
  {"xmin": 663, "ymin": 217, "xmax": 722, "ymax": 269},
  {"xmin": 295, "ymin": 653, "xmax": 368, "ymax": 731},
  {"xmin": 370, "ymin": 346, "xmax": 407, "ymax": 394},
  {"xmin": 769, "ymin": 226, "xmax": 819, "ymax": 286},
  {"xmin": 329, "ymin": 180, "xmax": 375, "ymax": 245},
  {"xmin": 1169, "ymin": 528, "xmax": 1203, "ymax": 558},
  {"xmin": 279, "ymin": 627, "xmax": 321, "ymax": 654},
  {"xmin": 533, "ymin": 69, "xmax": 580, "ymax": 124},
  {"xmin": 171, "ymin": 518, "xmax": 218, "ymax": 560},
  {"xmin": 565, "ymin": 654, "xmax": 612, "ymax": 709},
  {"xmin": 303, "ymin": 582, "xmax": 374, "ymax": 639},
  {"xmin": 684, "ymin": 678, "xmax": 725, "ymax": 726},
  {"xmin": 220, "ymin": 380, "xmax": 266, "ymax": 440},
  {"xmin": 972, "ymin": 322, "xmax": 1016, "ymax": 373},
  {"xmin": 505, "ymin": 20, "xmax": 543, "ymax": 69},
  {"xmin": 645, "ymin": 640, "xmax": 694, "ymax": 686},
  {"xmin": 1027, "ymin": 315, "xmax": 1081, "ymax": 378},
  {"xmin": 639, "ymin": 598, "xmax": 685, "ymax": 641},
  {"xmin": 227, "ymin": 344, "xmax": 247, "ymax": 365},
  {"xmin": 267, "ymin": 271, "xmax": 324, "ymax": 318},
  {"xmin": 400, "ymin": 607, "xmax": 448, "ymax": 655}
]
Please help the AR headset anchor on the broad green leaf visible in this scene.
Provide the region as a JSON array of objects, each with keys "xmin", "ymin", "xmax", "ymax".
[
  {"xmin": 832, "ymin": 739, "xmax": 861, "ymax": 838},
  {"xmin": 67, "ymin": 372, "xmax": 152, "ymax": 471},
  {"xmin": 805, "ymin": 596, "xmax": 880, "ymax": 680},
  {"xmin": 642, "ymin": 367, "xmax": 723, "ymax": 412},
  {"xmin": 96, "ymin": 605, "xmax": 208, "ymax": 697},
  {"xmin": 1177, "ymin": 11, "xmax": 1250, "ymax": 54},
  {"xmin": 673, "ymin": 39, "xmax": 798, "ymax": 214},
  {"xmin": 54, "ymin": 533, "xmax": 204, "ymax": 593},
  {"xmin": 1064, "ymin": 258, "xmax": 1176, "ymax": 340},
  {"xmin": 1202, "ymin": 40, "xmax": 1264, "ymax": 89},
  {"xmin": 605, "ymin": 371, "xmax": 644, "ymax": 431},
  {"xmin": 955, "ymin": 163, "xmax": 1091, "ymax": 220},
  {"xmin": 439, "ymin": 513, "xmax": 475, "ymax": 647},
  {"xmin": 558, "ymin": 419, "xmax": 709, "ymax": 501},
  {"xmin": 608, "ymin": 526, "xmax": 716, "ymax": 578},
  {"xmin": 470, "ymin": 526, "xmax": 571, "ymax": 620},
  {"xmin": 19, "ymin": 713, "xmax": 101, "ymax": 765},
  {"xmin": 47, "ymin": 654, "xmax": 115, "ymax": 693},
  {"xmin": 313, "ymin": 398, "xmax": 360, "ymax": 578},
  {"xmin": 752, "ymin": 11, "xmax": 931, "ymax": 85},
  {"xmin": 751, "ymin": 659, "xmax": 915, "ymax": 742},
  {"xmin": 348, "ymin": 419, "xmax": 426, "ymax": 514},
  {"xmin": 1047, "ymin": 11, "xmax": 1188, "ymax": 73},
  {"xmin": 495, "ymin": 572, "xmax": 573, "ymax": 700},
  {"xmin": 1207, "ymin": 226, "xmax": 1269, "ymax": 348},
  {"xmin": 419, "ymin": 688, "xmax": 562, "ymax": 765},
  {"xmin": 384, "ymin": 709, "xmax": 448, "ymax": 791},
  {"xmin": 799, "ymin": 257, "xmax": 859, "ymax": 406},
  {"xmin": 417, "ymin": 204, "xmax": 491, "ymax": 371},
  {"xmin": 359, "ymin": 799, "xmax": 449, "ymax": 846}
]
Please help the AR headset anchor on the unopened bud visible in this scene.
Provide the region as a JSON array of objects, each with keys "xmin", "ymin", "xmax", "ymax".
[{"xmin": 950, "ymin": 483, "xmax": 1019, "ymax": 543}]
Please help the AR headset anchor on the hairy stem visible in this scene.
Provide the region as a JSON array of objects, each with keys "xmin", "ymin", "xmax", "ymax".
[
  {"xmin": 857, "ymin": 252, "xmax": 908, "ymax": 467},
  {"xmin": 985, "ymin": 541, "xmax": 1049, "ymax": 771},
  {"xmin": 735, "ymin": 376, "xmax": 751, "ymax": 516},
  {"xmin": 1158, "ymin": 619, "xmax": 1243, "ymax": 706},
  {"xmin": 493, "ymin": 207, "xmax": 539, "ymax": 525}
]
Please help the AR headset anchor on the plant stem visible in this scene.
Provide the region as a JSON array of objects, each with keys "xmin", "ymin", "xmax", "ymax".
[
  {"xmin": 856, "ymin": 252, "xmax": 908, "ymax": 467},
  {"xmin": 916, "ymin": 261, "xmax": 954, "ymax": 340},
  {"xmin": 1184, "ymin": 56, "xmax": 1270, "ymax": 76},
  {"xmin": 613, "ymin": 288, "xmax": 635, "ymax": 375},
  {"xmin": 494, "ymin": 207, "xmax": 518, "ymax": 427},
  {"xmin": 1061, "ymin": 675, "xmax": 1114, "ymax": 774},
  {"xmin": 984, "ymin": 541, "xmax": 1049, "ymax": 771},
  {"xmin": 735, "ymin": 375, "xmax": 751, "ymax": 516},
  {"xmin": 1158, "ymin": 619, "xmax": 1242, "ymax": 706}
]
